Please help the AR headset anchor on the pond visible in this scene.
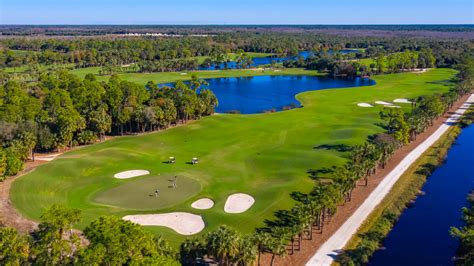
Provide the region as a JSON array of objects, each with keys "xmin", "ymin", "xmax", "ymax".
[
  {"xmin": 201, "ymin": 75, "xmax": 374, "ymax": 114},
  {"xmin": 369, "ymin": 124, "xmax": 474, "ymax": 265},
  {"xmin": 198, "ymin": 50, "xmax": 361, "ymax": 70}
]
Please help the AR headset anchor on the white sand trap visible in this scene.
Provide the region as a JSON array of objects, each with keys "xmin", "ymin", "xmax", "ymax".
[
  {"xmin": 191, "ymin": 198, "xmax": 214, "ymax": 209},
  {"xmin": 375, "ymin": 101, "xmax": 392, "ymax": 105},
  {"xmin": 123, "ymin": 212, "xmax": 205, "ymax": 235},
  {"xmin": 114, "ymin": 170, "xmax": 150, "ymax": 179},
  {"xmin": 394, "ymin": 98, "xmax": 412, "ymax": 104},
  {"xmin": 224, "ymin": 193, "xmax": 255, "ymax": 213},
  {"xmin": 35, "ymin": 153, "xmax": 62, "ymax": 162},
  {"xmin": 357, "ymin": 103, "xmax": 373, "ymax": 108},
  {"xmin": 180, "ymin": 73, "xmax": 187, "ymax": 75},
  {"xmin": 386, "ymin": 105, "xmax": 401, "ymax": 108}
]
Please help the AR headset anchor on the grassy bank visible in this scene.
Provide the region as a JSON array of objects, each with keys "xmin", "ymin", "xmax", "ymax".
[{"xmin": 337, "ymin": 104, "xmax": 474, "ymax": 265}]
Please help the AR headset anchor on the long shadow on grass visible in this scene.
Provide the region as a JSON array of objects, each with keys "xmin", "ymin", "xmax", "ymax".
[
  {"xmin": 314, "ymin": 144, "xmax": 353, "ymax": 152},
  {"xmin": 307, "ymin": 167, "xmax": 335, "ymax": 180}
]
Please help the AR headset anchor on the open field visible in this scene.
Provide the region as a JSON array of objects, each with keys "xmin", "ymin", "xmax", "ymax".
[
  {"xmin": 3, "ymin": 63, "xmax": 76, "ymax": 73},
  {"xmin": 10, "ymin": 68, "xmax": 456, "ymax": 246},
  {"xmin": 71, "ymin": 67, "xmax": 321, "ymax": 84}
]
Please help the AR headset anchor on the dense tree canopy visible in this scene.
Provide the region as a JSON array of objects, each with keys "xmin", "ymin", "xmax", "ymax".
[
  {"xmin": 0, "ymin": 70, "xmax": 217, "ymax": 177},
  {"xmin": 0, "ymin": 206, "xmax": 178, "ymax": 265}
]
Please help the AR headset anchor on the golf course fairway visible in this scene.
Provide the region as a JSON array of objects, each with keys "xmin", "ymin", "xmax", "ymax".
[{"xmin": 11, "ymin": 68, "xmax": 457, "ymax": 246}]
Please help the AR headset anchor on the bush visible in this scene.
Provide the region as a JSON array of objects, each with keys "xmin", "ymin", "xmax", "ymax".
[
  {"xmin": 4, "ymin": 147, "xmax": 24, "ymax": 176},
  {"xmin": 76, "ymin": 131, "xmax": 98, "ymax": 145}
]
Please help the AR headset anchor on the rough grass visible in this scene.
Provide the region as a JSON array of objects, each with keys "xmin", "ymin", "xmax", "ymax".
[{"xmin": 11, "ymin": 68, "xmax": 456, "ymax": 247}]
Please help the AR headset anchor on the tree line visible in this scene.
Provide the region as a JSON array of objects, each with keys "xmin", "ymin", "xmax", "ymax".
[
  {"xmin": 0, "ymin": 72, "xmax": 217, "ymax": 178},
  {"xmin": 2, "ymin": 31, "xmax": 472, "ymax": 73},
  {"xmin": 0, "ymin": 205, "xmax": 179, "ymax": 265},
  {"xmin": 284, "ymin": 49, "xmax": 437, "ymax": 78}
]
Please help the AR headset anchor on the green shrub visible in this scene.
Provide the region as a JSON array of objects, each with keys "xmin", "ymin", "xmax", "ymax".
[{"xmin": 76, "ymin": 131, "xmax": 98, "ymax": 145}]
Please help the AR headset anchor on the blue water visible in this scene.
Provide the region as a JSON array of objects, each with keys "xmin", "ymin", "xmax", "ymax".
[
  {"xmin": 198, "ymin": 50, "xmax": 361, "ymax": 70},
  {"xmin": 369, "ymin": 124, "xmax": 474, "ymax": 265},
  {"xmin": 197, "ymin": 75, "xmax": 374, "ymax": 114},
  {"xmin": 198, "ymin": 51, "xmax": 315, "ymax": 70}
]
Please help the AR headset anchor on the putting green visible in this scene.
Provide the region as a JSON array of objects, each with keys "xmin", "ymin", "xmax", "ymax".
[
  {"xmin": 10, "ymin": 68, "xmax": 457, "ymax": 246},
  {"xmin": 93, "ymin": 175, "xmax": 201, "ymax": 210}
]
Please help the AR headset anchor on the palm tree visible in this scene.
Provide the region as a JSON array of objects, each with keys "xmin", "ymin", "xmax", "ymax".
[
  {"xmin": 267, "ymin": 229, "xmax": 288, "ymax": 266},
  {"xmin": 236, "ymin": 235, "xmax": 258, "ymax": 266},
  {"xmin": 291, "ymin": 204, "xmax": 312, "ymax": 251},
  {"xmin": 179, "ymin": 238, "xmax": 205, "ymax": 265},
  {"xmin": 253, "ymin": 232, "xmax": 272, "ymax": 266},
  {"xmin": 205, "ymin": 225, "xmax": 241, "ymax": 265}
]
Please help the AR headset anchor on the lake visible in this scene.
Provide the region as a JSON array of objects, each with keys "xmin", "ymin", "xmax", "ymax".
[
  {"xmin": 201, "ymin": 75, "xmax": 374, "ymax": 114},
  {"xmin": 198, "ymin": 50, "xmax": 360, "ymax": 70},
  {"xmin": 369, "ymin": 124, "xmax": 474, "ymax": 265}
]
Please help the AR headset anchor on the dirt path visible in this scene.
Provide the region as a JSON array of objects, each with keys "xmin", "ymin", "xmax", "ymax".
[
  {"xmin": 260, "ymin": 93, "xmax": 473, "ymax": 266},
  {"xmin": 0, "ymin": 161, "xmax": 44, "ymax": 232}
]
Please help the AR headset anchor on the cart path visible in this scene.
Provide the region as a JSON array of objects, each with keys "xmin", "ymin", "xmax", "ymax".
[{"xmin": 306, "ymin": 94, "xmax": 474, "ymax": 266}]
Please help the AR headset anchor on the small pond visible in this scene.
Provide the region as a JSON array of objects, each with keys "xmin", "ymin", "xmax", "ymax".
[{"xmin": 198, "ymin": 49, "xmax": 361, "ymax": 70}]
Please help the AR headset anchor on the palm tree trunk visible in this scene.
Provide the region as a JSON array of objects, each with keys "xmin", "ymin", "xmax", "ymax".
[
  {"xmin": 299, "ymin": 233, "xmax": 302, "ymax": 251},
  {"xmin": 291, "ymin": 238, "xmax": 294, "ymax": 254}
]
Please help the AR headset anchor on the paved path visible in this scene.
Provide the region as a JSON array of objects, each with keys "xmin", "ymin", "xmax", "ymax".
[{"xmin": 306, "ymin": 94, "xmax": 474, "ymax": 266}]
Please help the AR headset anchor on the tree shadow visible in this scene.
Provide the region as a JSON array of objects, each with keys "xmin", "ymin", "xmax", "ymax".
[
  {"xmin": 425, "ymin": 79, "xmax": 453, "ymax": 87},
  {"xmin": 374, "ymin": 122, "xmax": 387, "ymax": 130},
  {"xmin": 264, "ymin": 210, "xmax": 295, "ymax": 228},
  {"xmin": 307, "ymin": 167, "xmax": 335, "ymax": 180},
  {"xmin": 290, "ymin": 191, "xmax": 308, "ymax": 202},
  {"xmin": 314, "ymin": 144, "xmax": 353, "ymax": 152}
]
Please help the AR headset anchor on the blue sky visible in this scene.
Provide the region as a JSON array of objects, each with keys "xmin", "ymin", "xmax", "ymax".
[{"xmin": 1, "ymin": 0, "xmax": 473, "ymax": 25}]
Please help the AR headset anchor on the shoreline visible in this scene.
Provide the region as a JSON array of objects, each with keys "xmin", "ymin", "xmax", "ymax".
[
  {"xmin": 261, "ymin": 93, "xmax": 473, "ymax": 266},
  {"xmin": 342, "ymin": 105, "xmax": 474, "ymax": 264}
]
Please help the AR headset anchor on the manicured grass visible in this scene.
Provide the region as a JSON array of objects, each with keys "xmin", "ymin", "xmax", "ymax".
[
  {"xmin": 94, "ymin": 174, "xmax": 201, "ymax": 210},
  {"xmin": 3, "ymin": 63, "xmax": 75, "ymax": 73},
  {"xmin": 71, "ymin": 68, "xmax": 321, "ymax": 84},
  {"xmin": 11, "ymin": 68, "xmax": 456, "ymax": 247},
  {"xmin": 358, "ymin": 57, "xmax": 375, "ymax": 67}
]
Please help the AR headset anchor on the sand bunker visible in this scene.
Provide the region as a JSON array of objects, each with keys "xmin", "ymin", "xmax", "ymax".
[
  {"xmin": 191, "ymin": 198, "xmax": 214, "ymax": 209},
  {"xmin": 114, "ymin": 170, "xmax": 150, "ymax": 179},
  {"xmin": 357, "ymin": 103, "xmax": 373, "ymax": 108},
  {"xmin": 35, "ymin": 153, "xmax": 62, "ymax": 162},
  {"xmin": 375, "ymin": 101, "xmax": 392, "ymax": 105},
  {"xmin": 123, "ymin": 212, "xmax": 205, "ymax": 235},
  {"xmin": 224, "ymin": 193, "xmax": 255, "ymax": 213},
  {"xmin": 386, "ymin": 105, "xmax": 401, "ymax": 108},
  {"xmin": 394, "ymin": 98, "xmax": 412, "ymax": 104}
]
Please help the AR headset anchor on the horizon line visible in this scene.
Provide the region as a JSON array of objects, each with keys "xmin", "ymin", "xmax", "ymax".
[{"xmin": 1, "ymin": 23, "xmax": 473, "ymax": 26}]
